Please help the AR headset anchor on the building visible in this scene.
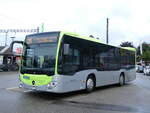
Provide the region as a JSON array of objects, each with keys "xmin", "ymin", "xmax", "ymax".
[{"xmin": 0, "ymin": 41, "xmax": 23, "ymax": 71}]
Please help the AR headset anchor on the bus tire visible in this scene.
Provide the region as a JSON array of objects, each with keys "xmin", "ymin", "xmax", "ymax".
[
  {"xmin": 119, "ymin": 74, "xmax": 125, "ymax": 86},
  {"xmin": 85, "ymin": 76, "xmax": 95, "ymax": 93}
]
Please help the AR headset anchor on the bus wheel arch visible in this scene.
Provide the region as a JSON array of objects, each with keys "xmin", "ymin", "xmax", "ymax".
[
  {"xmin": 119, "ymin": 72, "xmax": 125, "ymax": 86},
  {"xmin": 85, "ymin": 73, "xmax": 96, "ymax": 93}
]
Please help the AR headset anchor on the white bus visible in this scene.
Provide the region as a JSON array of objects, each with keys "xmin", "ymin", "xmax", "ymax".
[{"xmin": 19, "ymin": 31, "xmax": 136, "ymax": 93}]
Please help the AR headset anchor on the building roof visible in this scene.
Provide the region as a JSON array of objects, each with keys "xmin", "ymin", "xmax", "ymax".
[
  {"xmin": 0, "ymin": 46, "xmax": 13, "ymax": 55},
  {"xmin": 0, "ymin": 46, "xmax": 5, "ymax": 51}
]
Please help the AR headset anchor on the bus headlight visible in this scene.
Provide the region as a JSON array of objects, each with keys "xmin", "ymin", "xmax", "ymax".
[
  {"xmin": 19, "ymin": 82, "xmax": 23, "ymax": 88},
  {"xmin": 47, "ymin": 81, "xmax": 58, "ymax": 89}
]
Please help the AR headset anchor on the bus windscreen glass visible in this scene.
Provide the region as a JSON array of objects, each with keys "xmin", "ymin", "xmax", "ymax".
[{"xmin": 21, "ymin": 32, "xmax": 59, "ymax": 75}]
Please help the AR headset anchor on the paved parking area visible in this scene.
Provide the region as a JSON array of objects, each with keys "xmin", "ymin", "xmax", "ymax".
[{"xmin": 0, "ymin": 72, "xmax": 150, "ymax": 113}]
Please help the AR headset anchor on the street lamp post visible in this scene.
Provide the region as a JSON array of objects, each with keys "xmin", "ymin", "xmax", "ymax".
[
  {"xmin": 10, "ymin": 37, "xmax": 15, "ymax": 43},
  {"xmin": 5, "ymin": 31, "xmax": 8, "ymax": 46},
  {"xmin": 106, "ymin": 18, "xmax": 109, "ymax": 44}
]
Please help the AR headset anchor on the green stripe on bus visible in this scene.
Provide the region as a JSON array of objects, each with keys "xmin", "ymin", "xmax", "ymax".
[
  {"xmin": 20, "ymin": 74, "xmax": 53, "ymax": 86},
  {"xmin": 121, "ymin": 47, "xmax": 136, "ymax": 52},
  {"xmin": 55, "ymin": 32, "xmax": 64, "ymax": 74},
  {"xmin": 62, "ymin": 31, "xmax": 101, "ymax": 43}
]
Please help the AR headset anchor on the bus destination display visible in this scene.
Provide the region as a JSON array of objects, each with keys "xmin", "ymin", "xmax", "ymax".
[{"xmin": 26, "ymin": 36, "xmax": 57, "ymax": 44}]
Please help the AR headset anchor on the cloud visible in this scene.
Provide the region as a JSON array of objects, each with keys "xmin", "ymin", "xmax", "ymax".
[{"xmin": 0, "ymin": 0, "xmax": 150, "ymax": 47}]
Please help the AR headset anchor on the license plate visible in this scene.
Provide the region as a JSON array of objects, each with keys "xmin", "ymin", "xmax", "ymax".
[{"xmin": 23, "ymin": 76, "xmax": 30, "ymax": 80}]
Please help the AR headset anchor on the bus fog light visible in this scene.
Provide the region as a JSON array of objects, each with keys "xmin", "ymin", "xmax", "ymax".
[{"xmin": 47, "ymin": 81, "xmax": 58, "ymax": 89}]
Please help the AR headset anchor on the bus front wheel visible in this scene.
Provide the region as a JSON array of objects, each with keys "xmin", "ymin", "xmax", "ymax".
[{"xmin": 86, "ymin": 76, "xmax": 95, "ymax": 93}]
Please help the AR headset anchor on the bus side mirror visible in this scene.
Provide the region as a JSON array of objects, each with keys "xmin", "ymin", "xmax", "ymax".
[{"xmin": 63, "ymin": 44, "xmax": 70, "ymax": 55}]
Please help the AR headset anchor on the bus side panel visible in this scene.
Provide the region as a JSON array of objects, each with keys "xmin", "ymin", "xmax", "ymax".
[
  {"xmin": 95, "ymin": 70, "xmax": 121, "ymax": 87},
  {"xmin": 53, "ymin": 70, "xmax": 97, "ymax": 93},
  {"xmin": 125, "ymin": 68, "xmax": 136, "ymax": 82}
]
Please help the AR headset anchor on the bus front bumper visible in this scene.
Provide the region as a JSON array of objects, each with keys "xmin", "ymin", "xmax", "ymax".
[{"xmin": 19, "ymin": 82, "xmax": 63, "ymax": 93}]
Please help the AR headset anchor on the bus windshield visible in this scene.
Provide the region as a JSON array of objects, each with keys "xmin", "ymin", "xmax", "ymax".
[{"xmin": 21, "ymin": 32, "xmax": 59, "ymax": 75}]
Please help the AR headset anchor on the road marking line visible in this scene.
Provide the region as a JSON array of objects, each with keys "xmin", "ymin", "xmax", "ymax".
[
  {"xmin": 23, "ymin": 90, "xmax": 32, "ymax": 92},
  {"xmin": 6, "ymin": 87, "xmax": 32, "ymax": 93},
  {"xmin": 6, "ymin": 87, "xmax": 18, "ymax": 90}
]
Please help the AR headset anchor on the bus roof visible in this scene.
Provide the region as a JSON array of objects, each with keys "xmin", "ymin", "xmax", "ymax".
[
  {"xmin": 61, "ymin": 31, "xmax": 101, "ymax": 43},
  {"xmin": 121, "ymin": 47, "xmax": 136, "ymax": 52},
  {"xmin": 61, "ymin": 31, "xmax": 136, "ymax": 52},
  {"xmin": 26, "ymin": 31, "xmax": 136, "ymax": 52}
]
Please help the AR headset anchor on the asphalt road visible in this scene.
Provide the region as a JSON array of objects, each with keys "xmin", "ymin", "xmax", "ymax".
[{"xmin": 0, "ymin": 72, "xmax": 150, "ymax": 113}]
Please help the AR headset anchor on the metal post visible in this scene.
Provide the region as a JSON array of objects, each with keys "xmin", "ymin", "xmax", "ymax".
[
  {"xmin": 10, "ymin": 37, "xmax": 15, "ymax": 43},
  {"xmin": 37, "ymin": 27, "xmax": 39, "ymax": 33},
  {"xmin": 140, "ymin": 42, "xmax": 143, "ymax": 55},
  {"xmin": 106, "ymin": 18, "xmax": 109, "ymax": 44},
  {"xmin": 5, "ymin": 31, "xmax": 8, "ymax": 46},
  {"xmin": 41, "ymin": 23, "xmax": 44, "ymax": 32}
]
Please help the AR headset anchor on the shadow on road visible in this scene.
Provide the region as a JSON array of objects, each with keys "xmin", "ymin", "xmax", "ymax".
[
  {"xmin": 52, "ymin": 100, "xmax": 139, "ymax": 112},
  {"xmin": 25, "ymin": 83, "xmax": 132, "ymax": 101},
  {"xmin": 22, "ymin": 84, "xmax": 138, "ymax": 112},
  {"xmin": 25, "ymin": 85, "xmax": 112, "ymax": 100},
  {"xmin": 16, "ymin": 83, "xmax": 140, "ymax": 112}
]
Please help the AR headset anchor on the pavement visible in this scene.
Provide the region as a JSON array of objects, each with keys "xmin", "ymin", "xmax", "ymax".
[{"xmin": 0, "ymin": 72, "xmax": 150, "ymax": 113}]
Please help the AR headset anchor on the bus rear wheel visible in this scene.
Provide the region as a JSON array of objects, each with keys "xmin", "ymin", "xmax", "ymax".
[
  {"xmin": 119, "ymin": 74, "xmax": 125, "ymax": 86},
  {"xmin": 86, "ymin": 76, "xmax": 95, "ymax": 93}
]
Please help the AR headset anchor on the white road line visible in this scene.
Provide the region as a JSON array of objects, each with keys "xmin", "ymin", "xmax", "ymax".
[
  {"xmin": 6, "ymin": 87, "xmax": 31, "ymax": 92},
  {"xmin": 6, "ymin": 87, "xmax": 18, "ymax": 90},
  {"xmin": 23, "ymin": 90, "xmax": 32, "ymax": 92}
]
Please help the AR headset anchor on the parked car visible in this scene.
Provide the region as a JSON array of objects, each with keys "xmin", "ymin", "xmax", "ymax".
[
  {"xmin": 136, "ymin": 65, "xmax": 144, "ymax": 73},
  {"xmin": 136, "ymin": 65, "xmax": 139, "ymax": 72},
  {"xmin": 143, "ymin": 66, "xmax": 150, "ymax": 75},
  {"xmin": 0, "ymin": 63, "xmax": 19, "ymax": 71}
]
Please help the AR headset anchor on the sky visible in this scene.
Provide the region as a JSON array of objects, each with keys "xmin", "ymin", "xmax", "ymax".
[{"xmin": 0, "ymin": 0, "xmax": 150, "ymax": 47}]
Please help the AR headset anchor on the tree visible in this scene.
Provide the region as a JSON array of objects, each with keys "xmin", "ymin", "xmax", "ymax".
[
  {"xmin": 136, "ymin": 42, "xmax": 150, "ymax": 62},
  {"xmin": 137, "ymin": 42, "xmax": 150, "ymax": 56},
  {"xmin": 120, "ymin": 41, "xmax": 135, "ymax": 48},
  {"xmin": 89, "ymin": 35, "xmax": 94, "ymax": 38},
  {"xmin": 142, "ymin": 50, "xmax": 150, "ymax": 61}
]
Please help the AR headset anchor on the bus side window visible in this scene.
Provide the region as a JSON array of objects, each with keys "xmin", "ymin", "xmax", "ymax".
[
  {"xmin": 63, "ymin": 46, "xmax": 80, "ymax": 74},
  {"xmin": 73, "ymin": 49, "xmax": 80, "ymax": 65},
  {"xmin": 63, "ymin": 47, "xmax": 73, "ymax": 65}
]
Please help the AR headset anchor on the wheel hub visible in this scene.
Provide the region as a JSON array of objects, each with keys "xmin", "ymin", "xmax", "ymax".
[{"xmin": 87, "ymin": 78, "xmax": 94, "ymax": 90}]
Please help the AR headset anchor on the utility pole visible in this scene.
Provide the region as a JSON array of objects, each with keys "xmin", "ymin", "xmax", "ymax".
[
  {"xmin": 41, "ymin": 23, "xmax": 44, "ymax": 32},
  {"xmin": 10, "ymin": 37, "xmax": 15, "ymax": 43},
  {"xmin": 140, "ymin": 41, "xmax": 143, "ymax": 55},
  {"xmin": 37, "ymin": 27, "xmax": 39, "ymax": 33},
  {"xmin": 106, "ymin": 18, "xmax": 109, "ymax": 44},
  {"xmin": 5, "ymin": 31, "xmax": 8, "ymax": 46}
]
